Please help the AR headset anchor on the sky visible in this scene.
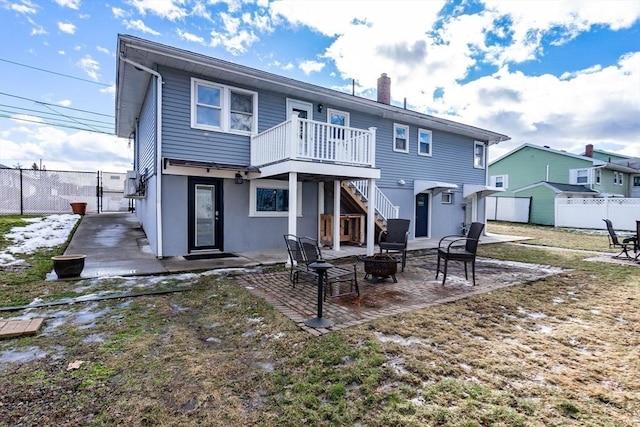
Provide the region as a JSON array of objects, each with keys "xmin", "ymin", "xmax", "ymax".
[{"xmin": 0, "ymin": 0, "xmax": 639, "ymax": 173}]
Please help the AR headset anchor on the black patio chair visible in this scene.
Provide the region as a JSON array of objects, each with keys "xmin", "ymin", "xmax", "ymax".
[
  {"xmin": 284, "ymin": 234, "xmax": 358, "ymax": 300},
  {"xmin": 603, "ymin": 219, "xmax": 634, "ymax": 259},
  {"xmin": 378, "ymin": 219, "xmax": 410, "ymax": 272},
  {"xmin": 436, "ymin": 222, "xmax": 484, "ymax": 286}
]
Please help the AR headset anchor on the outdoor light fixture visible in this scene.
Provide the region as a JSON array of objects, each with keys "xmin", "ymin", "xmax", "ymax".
[
  {"xmin": 397, "ymin": 179, "xmax": 406, "ymax": 186},
  {"xmin": 234, "ymin": 172, "xmax": 244, "ymax": 184},
  {"xmin": 317, "ymin": 103, "xmax": 323, "ymax": 113}
]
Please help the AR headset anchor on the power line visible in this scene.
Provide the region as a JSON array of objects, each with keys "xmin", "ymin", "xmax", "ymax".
[
  {"xmin": 0, "ymin": 104, "xmax": 114, "ymax": 125},
  {"xmin": 0, "ymin": 114, "xmax": 115, "ymax": 135},
  {"xmin": 0, "ymin": 92, "xmax": 113, "ymax": 117},
  {"xmin": 0, "ymin": 58, "xmax": 112, "ymax": 87},
  {"xmin": 0, "ymin": 109, "xmax": 114, "ymax": 131}
]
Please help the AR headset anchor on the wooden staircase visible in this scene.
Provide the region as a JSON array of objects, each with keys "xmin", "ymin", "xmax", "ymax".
[{"xmin": 340, "ymin": 182, "xmax": 386, "ymax": 235}]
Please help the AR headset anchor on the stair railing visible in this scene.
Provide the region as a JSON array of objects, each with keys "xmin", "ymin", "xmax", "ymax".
[{"xmin": 350, "ymin": 180, "xmax": 399, "ymax": 222}]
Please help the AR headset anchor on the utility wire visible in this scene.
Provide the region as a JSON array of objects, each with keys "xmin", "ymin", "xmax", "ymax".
[
  {"xmin": 0, "ymin": 113, "xmax": 115, "ymax": 135},
  {"xmin": 0, "ymin": 58, "xmax": 112, "ymax": 87},
  {"xmin": 0, "ymin": 104, "xmax": 114, "ymax": 125},
  {"xmin": 0, "ymin": 91, "xmax": 113, "ymax": 117},
  {"xmin": 41, "ymin": 103, "xmax": 105, "ymax": 133},
  {"xmin": 0, "ymin": 109, "xmax": 113, "ymax": 130}
]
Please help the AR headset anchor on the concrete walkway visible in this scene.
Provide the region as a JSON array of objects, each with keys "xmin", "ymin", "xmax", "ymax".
[{"xmin": 60, "ymin": 212, "xmax": 530, "ymax": 279}]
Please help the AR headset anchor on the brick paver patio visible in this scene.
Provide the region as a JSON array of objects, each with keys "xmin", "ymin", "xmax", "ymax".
[{"xmin": 237, "ymin": 254, "xmax": 564, "ymax": 335}]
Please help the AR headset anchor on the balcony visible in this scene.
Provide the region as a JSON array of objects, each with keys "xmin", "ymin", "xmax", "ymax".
[{"xmin": 251, "ymin": 113, "xmax": 378, "ymax": 178}]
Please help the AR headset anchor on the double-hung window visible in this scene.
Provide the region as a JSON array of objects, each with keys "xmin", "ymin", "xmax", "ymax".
[
  {"xmin": 473, "ymin": 141, "xmax": 485, "ymax": 169},
  {"xmin": 191, "ymin": 78, "xmax": 257, "ymax": 134},
  {"xmin": 418, "ymin": 128, "xmax": 432, "ymax": 156},
  {"xmin": 613, "ymin": 172, "xmax": 619, "ymax": 185},
  {"xmin": 569, "ymin": 168, "xmax": 590, "ymax": 185},
  {"xmin": 393, "ymin": 124, "xmax": 409, "ymax": 153},
  {"xmin": 491, "ymin": 175, "xmax": 508, "ymax": 189},
  {"xmin": 595, "ymin": 169, "xmax": 601, "ymax": 185}
]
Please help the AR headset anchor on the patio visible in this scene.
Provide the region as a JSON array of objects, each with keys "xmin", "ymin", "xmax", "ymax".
[{"xmin": 238, "ymin": 254, "xmax": 564, "ymax": 335}]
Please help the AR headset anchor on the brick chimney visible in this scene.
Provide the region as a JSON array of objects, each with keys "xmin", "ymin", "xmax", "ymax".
[
  {"xmin": 377, "ymin": 73, "xmax": 391, "ymax": 104},
  {"xmin": 585, "ymin": 144, "xmax": 594, "ymax": 157}
]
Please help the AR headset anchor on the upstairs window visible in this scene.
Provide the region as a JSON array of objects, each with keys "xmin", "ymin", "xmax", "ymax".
[
  {"xmin": 569, "ymin": 168, "xmax": 591, "ymax": 185},
  {"xmin": 613, "ymin": 172, "xmax": 619, "ymax": 185},
  {"xmin": 490, "ymin": 175, "xmax": 509, "ymax": 189},
  {"xmin": 595, "ymin": 169, "xmax": 601, "ymax": 185},
  {"xmin": 393, "ymin": 124, "xmax": 409, "ymax": 153},
  {"xmin": 633, "ymin": 176, "xmax": 640, "ymax": 187},
  {"xmin": 191, "ymin": 78, "xmax": 257, "ymax": 134},
  {"xmin": 327, "ymin": 109, "xmax": 350, "ymax": 141},
  {"xmin": 473, "ymin": 141, "xmax": 485, "ymax": 169},
  {"xmin": 418, "ymin": 128, "xmax": 432, "ymax": 156}
]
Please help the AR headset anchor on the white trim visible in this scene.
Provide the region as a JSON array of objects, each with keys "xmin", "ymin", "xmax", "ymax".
[
  {"xmin": 488, "ymin": 143, "xmax": 607, "ymax": 166},
  {"xmin": 441, "ymin": 192, "xmax": 453, "ymax": 204},
  {"xmin": 326, "ymin": 108, "xmax": 350, "ymax": 127},
  {"xmin": 417, "ymin": 128, "xmax": 432, "ymax": 157},
  {"xmin": 463, "ymin": 184, "xmax": 505, "ymax": 198},
  {"xmin": 249, "ymin": 179, "xmax": 302, "ymax": 217},
  {"xmin": 393, "ymin": 123, "xmax": 409, "ymax": 153},
  {"xmin": 473, "ymin": 141, "xmax": 485, "ymax": 169},
  {"xmin": 286, "ymin": 98, "xmax": 313, "ymax": 120},
  {"xmin": 191, "ymin": 77, "xmax": 258, "ymax": 135},
  {"xmin": 489, "ymin": 174, "xmax": 508, "ymax": 189}
]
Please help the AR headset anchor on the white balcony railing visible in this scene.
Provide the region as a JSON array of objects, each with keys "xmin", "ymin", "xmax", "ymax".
[
  {"xmin": 251, "ymin": 113, "xmax": 376, "ymax": 168},
  {"xmin": 351, "ymin": 180, "xmax": 400, "ymax": 222}
]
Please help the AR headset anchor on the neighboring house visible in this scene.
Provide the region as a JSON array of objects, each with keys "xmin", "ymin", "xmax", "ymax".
[
  {"xmin": 115, "ymin": 35, "xmax": 510, "ymax": 258},
  {"xmin": 512, "ymin": 182, "xmax": 598, "ymax": 226},
  {"xmin": 488, "ymin": 143, "xmax": 639, "ymax": 226}
]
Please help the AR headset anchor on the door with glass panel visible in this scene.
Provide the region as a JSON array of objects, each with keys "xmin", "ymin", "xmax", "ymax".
[
  {"xmin": 188, "ymin": 178, "xmax": 223, "ymax": 252},
  {"xmin": 286, "ymin": 99, "xmax": 313, "ymax": 157}
]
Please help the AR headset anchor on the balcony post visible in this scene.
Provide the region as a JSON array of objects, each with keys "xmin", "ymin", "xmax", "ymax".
[
  {"xmin": 290, "ymin": 112, "xmax": 299, "ymax": 160},
  {"xmin": 368, "ymin": 127, "xmax": 377, "ymax": 167}
]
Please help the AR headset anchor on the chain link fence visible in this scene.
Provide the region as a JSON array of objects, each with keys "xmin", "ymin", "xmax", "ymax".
[{"xmin": 0, "ymin": 168, "xmax": 126, "ymax": 215}]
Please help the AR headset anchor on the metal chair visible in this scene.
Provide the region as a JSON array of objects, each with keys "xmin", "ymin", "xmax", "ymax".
[
  {"xmin": 378, "ymin": 219, "xmax": 410, "ymax": 272},
  {"xmin": 436, "ymin": 222, "xmax": 484, "ymax": 286},
  {"xmin": 602, "ymin": 219, "xmax": 634, "ymax": 259},
  {"xmin": 284, "ymin": 234, "xmax": 358, "ymax": 299}
]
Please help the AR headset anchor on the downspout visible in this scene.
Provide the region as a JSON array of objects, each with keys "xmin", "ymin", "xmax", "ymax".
[{"xmin": 119, "ymin": 54, "xmax": 164, "ymax": 258}]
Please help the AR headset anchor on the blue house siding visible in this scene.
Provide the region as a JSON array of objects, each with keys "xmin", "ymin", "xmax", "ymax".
[
  {"xmin": 138, "ymin": 79, "xmax": 157, "ymax": 176},
  {"xmin": 160, "ymin": 175, "xmax": 319, "ymax": 256}
]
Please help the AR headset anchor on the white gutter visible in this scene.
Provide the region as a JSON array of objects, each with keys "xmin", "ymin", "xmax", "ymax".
[{"xmin": 119, "ymin": 54, "xmax": 164, "ymax": 258}]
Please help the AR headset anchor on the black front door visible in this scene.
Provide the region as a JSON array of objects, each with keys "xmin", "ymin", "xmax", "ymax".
[
  {"xmin": 188, "ymin": 177, "xmax": 223, "ymax": 252},
  {"xmin": 415, "ymin": 193, "xmax": 429, "ymax": 237}
]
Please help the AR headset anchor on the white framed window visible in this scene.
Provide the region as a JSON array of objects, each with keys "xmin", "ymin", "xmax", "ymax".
[
  {"xmin": 327, "ymin": 108, "xmax": 350, "ymax": 141},
  {"xmin": 619, "ymin": 172, "xmax": 623, "ymax": 186},
  {"xmin": 393, "ymin": 123, "xmax": 409, "ymax": 153},
  {"xmin": 249, "ymin": 179, "xmax": 302, "ymax": 217},
  {"xmin": 633, "ymin": 176, "xmax": 640, "ymax": 187},
  {"xmin": 441, "ymin": 192, "xmax": 453, "ymax": 204},
  {"xmin": 418, "ymin": 128, "xmax": 432, "ymax": 156},
  {"xmin": 191, "ymin": 77, "xmax": 258, "ymax": 134},
  {"xmin": 613, "ymin": 172, "xmax": 619, "ymax": 185},
  {"xmin": 473, "ymin": 141, "xmax": 485, "ymax": 169},
  {"xmin": 595, "ymin": 169, "xmax": 601, "ymax": 185},
  {"xmin": 490, "ymin": 175, "xmax": 509, "ymax": 189},
  {"xmin": 569, "ymin": 168, "xmax": 591, "ymax": 185}
]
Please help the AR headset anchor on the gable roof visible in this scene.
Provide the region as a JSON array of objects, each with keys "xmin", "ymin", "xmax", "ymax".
[
  {"xmin": 513, "ymin": 181, "xmax": 599, "ymax": 194},
  {"xmin": 116, "ymin": 34, "xmax": 510, "ymax": 145},
  {"xmin": 489, "ymin": 143, "xmax": 606, "ymax": 166}
]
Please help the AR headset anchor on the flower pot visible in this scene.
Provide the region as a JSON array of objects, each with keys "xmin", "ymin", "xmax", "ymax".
[
  {"xmin": 70, "ymin": 202, "xmax": 87, "ymax": 215},
  {"xmin": 52, "ymin": 254, "xmax": 86, "ymax": 278}
]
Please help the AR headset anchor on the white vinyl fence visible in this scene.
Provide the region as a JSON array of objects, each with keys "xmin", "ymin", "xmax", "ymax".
[
  {"xmin": 486, "ymin": 196, "xmax": 531, "ymax": 223},
  {"xmin": 555, "ymin": 198, "xmax": 640, "ymax": 231}
]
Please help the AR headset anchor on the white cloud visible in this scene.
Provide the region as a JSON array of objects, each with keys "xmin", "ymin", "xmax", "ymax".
[
  {"xmin": 30, "ymin": 25, "xmax": 47, "ymax": 36},
  {"xmin": 177, "ymin": 28, "xmax": 205, "ymax": 43},
  {"xmin": 299, "ymin": 60, "xmax": 325, "ymax": 75},
  {"xmin": 9, "ymin": 0, "xmax": 37, "ymax": 14},
  {"xmin": 77, "ymin": 55, "xmax": 100, "ymax": 81},
  {"xmin": 58, "ymin": 50, "xmax": 65, "ymax": 55},
  {"xmin": 123, "ymin": 19, "xmax": 161, "ymax": 36},
  {"xmin": 57, "ymin": 100, "xmax": 72, "ymax": 107},
  {"xmin": 100, "ymin": 84, "xmax": 116, "ymax": 96},
  {"xmin": 96, "ymin": 46, "xmax": 111, "ymax": 55},
  {"xmin": 112, "ymin": 7, "xmax": 127, "ymax": 18},
  {"xmin": 54, "ymin": 0, "xmax": 80, "ymax": 10},
  {"xmin": 126, "ymin": 0, "xmax": 187, "ymax": 21},
  {"xmin": 57, "ymin": 21, "xmax": 76, "ymax": 34}
]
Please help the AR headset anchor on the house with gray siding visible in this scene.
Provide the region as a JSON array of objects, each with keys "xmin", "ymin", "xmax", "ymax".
[{"xmin": 115, "ymin": 35, "xmax": 510, "ymax": 258}]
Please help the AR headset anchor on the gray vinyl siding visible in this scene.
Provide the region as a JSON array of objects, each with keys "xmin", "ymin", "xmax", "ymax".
[
  {"xmin": 137, "ymin": 79, "xmax": 157, "ymax": 176},
  {"xmin": 135, "ymin": 174, "xmax": 158, "ymax": 255}
]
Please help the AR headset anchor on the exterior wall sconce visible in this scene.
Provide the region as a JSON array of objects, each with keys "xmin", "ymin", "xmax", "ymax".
[
  {"xmin": 317, "ymin": 103, "xmax": 323, "ymax": 113},
  {"xmin": 235, "ymin": 172, "xmax": 244, "ymax": 184},
  {"xmin": 397, "ymin": 179, "xmax": 406, "ymax": 186}
]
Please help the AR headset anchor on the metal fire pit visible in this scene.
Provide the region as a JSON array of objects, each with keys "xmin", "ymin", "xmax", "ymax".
[{"xmin": 360, "ymin": 253, "xmax": 399, "ymax": 283}]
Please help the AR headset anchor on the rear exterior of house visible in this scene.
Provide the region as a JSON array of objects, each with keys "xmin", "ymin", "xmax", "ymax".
[{"xmin": 116, "ymin": 35, "xmax": 510, "ymax": 258}]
